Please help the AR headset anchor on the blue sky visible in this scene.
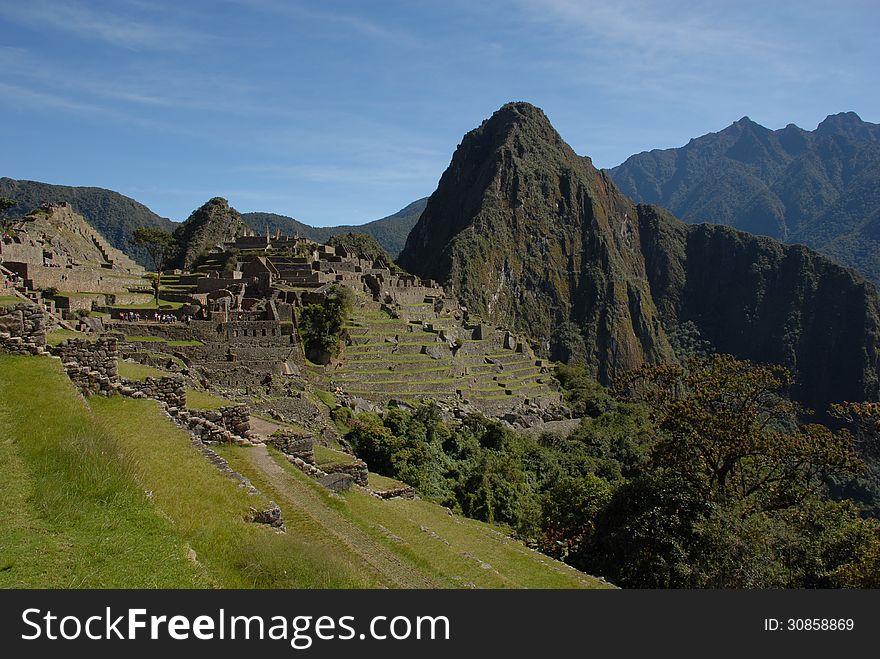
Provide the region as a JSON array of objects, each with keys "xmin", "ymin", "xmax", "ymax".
[{"xmin": 1, "ymin": 0, "xmax": 877, "ymax": 225}]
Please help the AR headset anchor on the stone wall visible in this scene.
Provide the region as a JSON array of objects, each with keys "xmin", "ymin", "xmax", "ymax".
[
  {"xmin": 166, "ymin": 405, "xmax": 254, "ymax": 446},
  {"xmin": 121, "ymin": 375, "xmax": 187, "ymax": 408},
  {"xmin": 50, "ymin": 337, "xmax": 119, "ymax": 395},
  {"xmin": 323, "ymin": 460, "xmax": 369, "ymax": 487},
  {"xmin": 51, "ymin": 337, "xmax": 118, "ymax": 374},
  {"xmin": 185, "ymin": 404, "xmax": 253, "ymax": 439},
  {"xmin": 269, "ymin": 430, "xmax": 315, "ymax": 464},
  {"xmin": 52, "ymin": 293, "xmax": 104, "ymax": 313},
  {"xmin": 4, "ymin": 261, "xmax": 143, "ymax": 293},
  {"xmin": 0, "ymin": 302, "xmax": 47, "ymax": 354}
]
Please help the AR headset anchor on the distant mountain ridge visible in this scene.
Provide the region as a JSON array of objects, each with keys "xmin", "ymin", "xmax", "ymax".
[
  {"xmin": 242, "ymin": 197, "xmax": 426, "ymax": 258},
  {"xmin": 399, "ymin": 102, "xmax": 880, "ymax": 414},
  {"xmin": 608, "ymin": 112, "xmax": 880, "ymax": 283},
  {"xmin": 0, "ymin": 177, "xmax": 175, "ymax": 267},
  {"xmin": 0, "ymin": 176, "xmax": 426, "ymax": 264}
]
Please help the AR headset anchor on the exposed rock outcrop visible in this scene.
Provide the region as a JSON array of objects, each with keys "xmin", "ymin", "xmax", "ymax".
[
  {"xmin": 399, "ymin": 102, "xmax": 880, "ymax": 412},
  {"xmin": 172, "ymin": 197, "xmax": 246, "ymax": 270}
]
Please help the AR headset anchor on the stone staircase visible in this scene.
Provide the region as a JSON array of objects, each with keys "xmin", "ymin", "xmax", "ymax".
[{"xmin": 80, "ymin": 224, "xmax": 145, "ymax": 274}]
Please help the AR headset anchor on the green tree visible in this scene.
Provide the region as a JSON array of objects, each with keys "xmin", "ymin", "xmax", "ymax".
[
  {"xmin": 617, "ymin": 355, "xmax": 862, "ymax": 516},
  {"xmin": 130, "ymin": 227, "xmax": 177, "ymax": 304},
  {"xmin": 298, "ymin": 285, "xmax": 353, "ymax": 363},
  {"xmin": 345, "ymin": 413, "xmax": 400, "ymax": 475},
  {"xmin": 583, "ymin": 354, "xmax": 877, "ymax": 588},
  {"xmin": 0, "ymin": 197, "xmax": 16, "ymax": 215},
  {"xmin": 538, "ymin": 474, "xmax": 613, "ymax": 562}
]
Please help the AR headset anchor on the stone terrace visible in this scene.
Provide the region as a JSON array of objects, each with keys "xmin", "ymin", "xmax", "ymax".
[{"xmin": 310, "ymin": 295, "xmax": 561, "ymax": 416}]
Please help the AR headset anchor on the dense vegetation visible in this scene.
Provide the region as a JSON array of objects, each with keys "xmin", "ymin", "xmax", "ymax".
[
  {"xmin": 243, "ymin": 197, "xmax": 426, "ymax": 258},
  {"xmin": 298, "ymin": 284, "xmax": 353, "ymax": 363},
  {"xmin": 0, "ymin": 177, "xmax": 175, "ymax": 267},
  {"xmin": 610, "ymin": 112, "xmax": 880, "ymax": 284},
  {"xmin": 343, "ymin": 355, "xmax": 880, "ymax": 588}
]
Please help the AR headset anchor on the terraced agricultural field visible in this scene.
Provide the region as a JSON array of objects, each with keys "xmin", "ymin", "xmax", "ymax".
[{"xmin": 309, "ymin": 297, "xmax": 560, "ymax": 414}]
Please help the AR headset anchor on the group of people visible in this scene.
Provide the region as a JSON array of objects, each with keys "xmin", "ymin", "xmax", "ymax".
[{"xmin": 117, "ymin": 311, "xmax": 178, "ymax": 324}]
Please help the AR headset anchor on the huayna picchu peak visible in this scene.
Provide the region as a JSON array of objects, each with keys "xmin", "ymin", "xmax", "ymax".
[{"xmin": 399, "ymin": 102, "xmax": 880, "ymax": 413}]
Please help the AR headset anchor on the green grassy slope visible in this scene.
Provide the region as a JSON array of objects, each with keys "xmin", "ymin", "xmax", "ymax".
[
  {"xmin": 0, "ymin": 354, "xmax": 206, "ymax": 587},
  {"xmin": 0, "ymin": 354, "xmax": 605, "ymax": 588},
  {"xmin": 218, "ymin": 445, "xmax": 606, "ymax": 589},
  {"xmin": 0, "ymin": 355, "xmax": 372, "ymax": 588}
]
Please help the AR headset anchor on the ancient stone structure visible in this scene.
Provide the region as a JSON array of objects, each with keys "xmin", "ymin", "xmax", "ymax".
[
  {"xmin": 122, "ymin": 375, "xmax": 187, "ymax": 408},
  {"xmin": 0, "ymin": 203, "xmax": 144, "ymax": 293},
  {"xmin": 166, "ymin": 406, "xmax": 254, "ymax": 446},
  {"xmin": 0, "ymin": 302, "xmax": 47, "ymax": 354},
  {"xmin": 322, "ymin": 460, "xmax": 369, "ymax": 487},
  {"xmin": 269, "ymin": 430, "xmax": 316, "ymax": 464},
  {"xmin": 51, "ymin": 337, "xmax": 119, "ymax": 396}
]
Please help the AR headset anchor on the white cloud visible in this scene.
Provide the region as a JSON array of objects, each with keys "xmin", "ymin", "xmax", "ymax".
[
  {"xmin": 226, "ymin": 0, "xmax": 420, "ymax": 47},
  {"xmin": 0, "ymin": 0, "xmax": 210, "ymax": 51}
]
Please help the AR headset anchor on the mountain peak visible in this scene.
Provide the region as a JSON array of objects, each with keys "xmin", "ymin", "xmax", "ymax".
[
  {"xmin": 494, "ymin": 101, "xmax": 547, "ymax": 120},
  {"xmin": 172, "ymin": 197, "xmax": 245, "ymax": 270},
  {"xmin": 815, "ymin": 111, "xmax": 880, "ymax": 142},
  {"xmin": 471, "ymin": 102, "xmax": 564, "ymax": 145},
  {"xmin": 400, "ymin": 103, "xmax": 675, "ymax": 380}
]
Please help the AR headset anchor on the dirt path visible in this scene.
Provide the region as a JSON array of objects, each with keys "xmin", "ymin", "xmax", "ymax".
[{"xmin": 241, "ymin": 444, "xmax": 441, "ymax": 589}]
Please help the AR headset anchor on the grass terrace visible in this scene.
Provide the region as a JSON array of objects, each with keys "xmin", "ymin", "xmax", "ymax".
[
  {"xmin": 0, "ymin": 295, "xmax": 22, "ymax": 307},
  {"xmin": 118, "ymin": 361, "xmax": 170, "ymax": 381},
  {"xmin": 313, "ymin": 444, "xmax": 357, "ymax": 467},
  {"xmin": 217, "ymin": 444, "xmax": 607, "ymax": 589},
  {"xmin": 186, "ymin": 389, "xmax": 235, "ymax": 411},
  {"xmin": 46, "ymin": 328, "xmax": 93, "ymax": 345}
]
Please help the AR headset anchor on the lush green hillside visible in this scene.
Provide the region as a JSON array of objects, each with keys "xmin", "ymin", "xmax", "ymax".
[
  {"xmin": 609, "ymin": 112, "xmax": 880, "ymax": 284},
  {"xmin": 398, "ymin": 102, "xmax": 880, "ymax": 414},
  {"xmin": 0, "ymin": 177, "xmax": 175, "ymax": 267},
  {"xmin": 243, "ymin": 197, "xmax": 426, "ymax": 258},
  {"xmin": 0, "ymin": 354, "xmax": 600, "ymax": 588}
]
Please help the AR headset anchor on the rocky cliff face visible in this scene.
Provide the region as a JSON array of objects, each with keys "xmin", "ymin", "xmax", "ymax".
[
  {"xmin": 172, "ymin": 197, "xmax": 245, "ymax": 270},
  {"xmin": 398, "ymin": 102, "xmax": 880, "ymax": 411},
  {"xmin": 400, "ymin": 102, "xmax": 675, "ymax": 383},
  {"xmin": 638, "ymin": 205, "xmax": 880, "ymax": 410}
]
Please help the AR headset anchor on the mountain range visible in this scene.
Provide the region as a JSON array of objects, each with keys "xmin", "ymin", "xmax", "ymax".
[
  {"xmin": 399, "ymin": 102, "xmax": 880, "ymax": 414},
  {"xmin": 609, "ymin": 112, "xmax": 880, "ymax": 284},
  {"xmin": 0, "ymin": 177, "xmax": 425, "ymax": 265},
  {"xmin": 241, "ymin": 198, "xmax": 426, "ymax": 258}
]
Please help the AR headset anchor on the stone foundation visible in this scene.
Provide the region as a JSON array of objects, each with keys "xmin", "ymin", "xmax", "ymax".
[
  {"xmin": 269, "ymin": 430, "xmax": 315, "ymax": 464},
  {"xmin": 0, "ymin": 302, "xmax": 47, "ymax": 352},
  {"xmin": 121, "ymin": 375, "xmax": 187, "ymax": 408},
  {"xmin": 323, "ymin": 460, "xmax": 369, "ymax": 487}
]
